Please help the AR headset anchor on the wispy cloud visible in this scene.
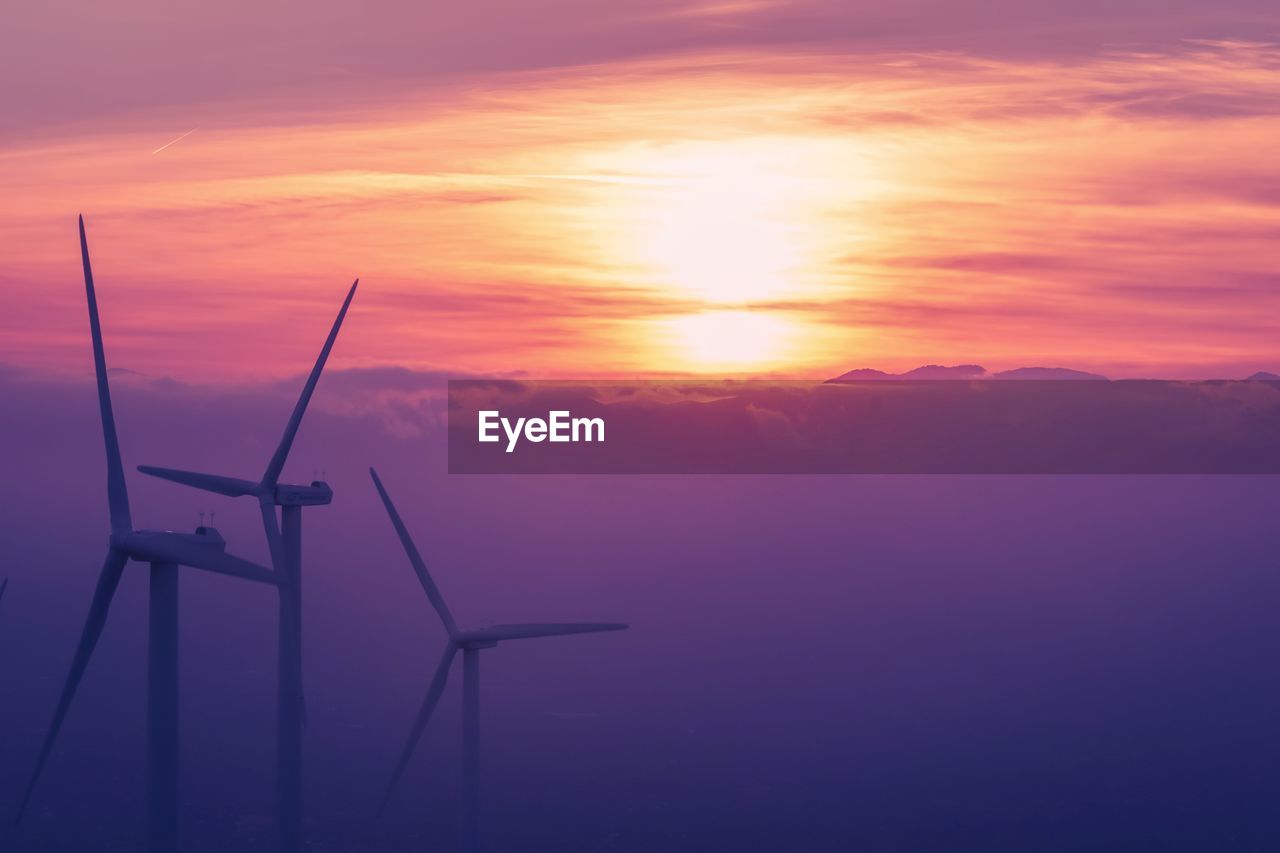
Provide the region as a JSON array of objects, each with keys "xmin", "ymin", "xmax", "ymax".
[{"xmin": 3, "ymin": 39, "xmax": 1280, "ymax": 378}]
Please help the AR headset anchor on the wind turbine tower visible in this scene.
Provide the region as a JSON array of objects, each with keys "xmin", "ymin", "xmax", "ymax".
[
  {"xmin": 138, "ymin": 279, "xmax": 357, "ymax": 853},
  {"xmin": 15, "ymin": 218, "xmax": 277, "ymax": 853},
  {"xmin": 370, "ymin": 468, "xmax": 628, "ymax": 853}
]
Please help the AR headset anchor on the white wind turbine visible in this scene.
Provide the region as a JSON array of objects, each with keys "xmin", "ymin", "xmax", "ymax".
[
  {"xmin": 135, "ymin": 279, "xmax": 357, "ymax": 853},
  {"xmin": 369, "ymin": 467, "xmax": 628, "ymax": 853},
  {"xmin": 14, "ymin": 217, "xmax": 279, "ymax": 853}
]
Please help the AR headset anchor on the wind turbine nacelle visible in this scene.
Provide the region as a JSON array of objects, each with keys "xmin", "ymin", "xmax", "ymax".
[
  {"xmin": 275, "ymin": 481, "xmax": 334, "ymax": 507},
  {"xmin": 113, "ymin": 527, "xmax": 229, "ymax": 561},
  {"xmin": 192, "ymin": 526, "xmax": 227, "ymax": 546}
]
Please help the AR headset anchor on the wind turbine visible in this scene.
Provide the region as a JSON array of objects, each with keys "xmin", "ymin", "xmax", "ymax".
[
  {"xmin": 369, "ymin": 468, "xmax": 627, "ymax": 853},
  {"xmin": 14, "ymin": 217, "xmax": 278, "ymax": 853},
  {"xmin": 136, "ymin": 278, "xmax": 357, "ymax": 853}
]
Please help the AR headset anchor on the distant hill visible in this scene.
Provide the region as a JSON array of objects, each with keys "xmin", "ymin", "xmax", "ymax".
[
  {"xmin": 901, "ymin": 364, "xmax": 987, "ymax": 379},
  {"xmin": 827, "ymin": 364, "xmax": 1109, "ymax": 382},
  {"xmin": 1245, "ymin": 371, "xmax": 1280, "ymax": 381},
  {"xmin": 826, "ymin": 368, "xmax": 894, "ymax": 381},
  {"xmin": 993, "ymin": 367, "xmax": 1107, "ymax": 381}
]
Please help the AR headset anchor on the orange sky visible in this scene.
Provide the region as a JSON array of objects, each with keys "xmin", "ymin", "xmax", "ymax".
[{"xmin": 4, "ymin": 31, "xmax": 1280, "ymax": 380}]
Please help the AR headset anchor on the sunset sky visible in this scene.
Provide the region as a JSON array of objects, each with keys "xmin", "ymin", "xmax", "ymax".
[{"xmin": 4, "ymin": 1, "xmax": 1280, "ymax": 380}]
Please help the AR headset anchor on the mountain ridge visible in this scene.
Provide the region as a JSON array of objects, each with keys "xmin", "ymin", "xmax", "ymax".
[
  {"xmin": 827, "ymin": 364, "xmax": 1107, "ymax": 382},
  {"xmin": 826, "ymin": 365, "xmax": 1280, "ymax": 382}
]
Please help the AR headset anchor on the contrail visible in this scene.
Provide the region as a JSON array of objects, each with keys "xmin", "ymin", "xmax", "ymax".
[{"xmin": 151, "ymin": 128, "xmax": 197, "ymax": 155}]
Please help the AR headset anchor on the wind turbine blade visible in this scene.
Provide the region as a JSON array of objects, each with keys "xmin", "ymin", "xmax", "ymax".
[
  {"xmin": 137, "ymin": 465, "xmax": 260, "ymax": 497},
  {"xmin": 468, "ymin": 623, "xmax": 629, "ymax": 643},
  {"xmin": 0, "ymin": 576, "xmax": 7, "ymax": 605},
  {"xmin": 377, "ymin": 644, "xmax": 457, "ymax": 817},
  {"xmin": 368, "ymin": 468, "xmax": 457, "ymax": 637},
  {"xmin": 135, "ymin": 535, "xmax": 277, "ymax": 585},
  {"xmin": 255, "ymin": 497, "xmax": 308, "ymax": 722},
  {"xmin": 80, "ymin": 217, "xmax": 131, "ymax": 534},
  {"xmin": 260, "ymin": 279, "xmax": 358, "ymax": 489},
  {"xmin": 258, "ymin": 495, "xmax": 289, "ymax": 574},
  {"xmin": 15, "ymin": 547, "xmax": 128, "ymax": 823}
]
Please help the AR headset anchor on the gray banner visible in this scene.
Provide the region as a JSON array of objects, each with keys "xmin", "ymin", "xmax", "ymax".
[{"xmin": 448, "ymin": 379, "xmax": 1280, "ymax": 474}]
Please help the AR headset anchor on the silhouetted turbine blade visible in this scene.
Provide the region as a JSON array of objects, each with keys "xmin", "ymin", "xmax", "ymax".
[
  {"xmin": 257, "ymin": 496, "xmax": 306, "ymax": 723},
  {"xmin": 137, "ymin": 465, "xmax": 261, "ymax": 497},
  {"xmin": 80, "ymin": 216, "xmax": 131, "ymax": 534},
  {"xmin": 258, "ymin": 495, "xmax": 289, "ymax": 573},
  {"xmin": 0, "ymin": 576, "xmax": 7, "ymax": 605},
  {"xmin": 469, "ymin": 623, "xmax": 629, "ymax": 643},
  {"xmin": 260, "ymin": 279, "xmax": 358, "ymax": 489},
  {"xmin": 15, "ymin": 547, "xmax": 128, "ymax": 823},
  {"xmin": 369, "ymin": 468, "xmax": 458, "ymax": 637},
  {"xmin": 137, "ymin": 536, "xmax": 277, "ymax": 585},
  {"xmin": 377, "ymin": 643, "xmax": 457, "ymax": 818}
]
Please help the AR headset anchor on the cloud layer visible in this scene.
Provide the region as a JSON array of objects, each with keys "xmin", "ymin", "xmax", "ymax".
[{"xmin": 3, "ymin": 7, "xmax": 1280, "ymax": 379}]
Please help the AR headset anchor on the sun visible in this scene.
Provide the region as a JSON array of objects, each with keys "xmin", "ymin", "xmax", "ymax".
[
  {"xmin": 657, "ymin": 310, "xmax": 796, "ymax": 372},
  {"xmin": 639, "ymin": 143, "xmax": 824, "ymax": 304},
  {"xmin": 576, "ymin": 135, "xmax": 879, "ymax": 371},
  {"xmin": 602, "ymin": 136, "xmax": 864, "ymax": 306},
  {"xmin": 643, "ymin": 165, "xmax": 806, "ymax": 304}
]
